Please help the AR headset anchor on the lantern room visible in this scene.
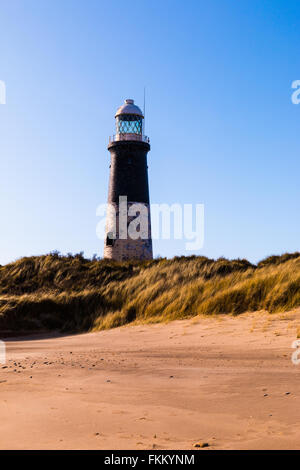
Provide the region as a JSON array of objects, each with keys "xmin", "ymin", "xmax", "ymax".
[{"xmin": 109, "ymin": 99, "xmax": 147, "ymax": 143}]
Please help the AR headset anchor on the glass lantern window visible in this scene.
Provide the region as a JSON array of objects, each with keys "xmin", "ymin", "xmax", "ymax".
[{"xmin": 116, "ymin": 114, "xmax": 143, "ymax": 135}]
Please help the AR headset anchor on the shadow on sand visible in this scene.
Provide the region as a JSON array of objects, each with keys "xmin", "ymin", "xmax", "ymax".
[{"xmin": 0, "ymin": 330, "xmax": 85, "ymax": 342}]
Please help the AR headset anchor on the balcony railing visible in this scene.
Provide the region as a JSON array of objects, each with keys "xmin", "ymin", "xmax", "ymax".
[{"xmin": 109, "ymin": 133, "xmax": 150, "ymax": 144}]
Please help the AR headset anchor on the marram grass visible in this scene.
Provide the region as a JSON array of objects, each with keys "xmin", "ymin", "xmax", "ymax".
[{"xmin": 0, "ymin": 252, "xmax": 300, "ymax": 334}]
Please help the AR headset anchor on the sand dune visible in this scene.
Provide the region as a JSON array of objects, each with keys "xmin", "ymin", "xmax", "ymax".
[{"xmin": 1, "ymin": 310, "xmax": 300, "ymax": 450}]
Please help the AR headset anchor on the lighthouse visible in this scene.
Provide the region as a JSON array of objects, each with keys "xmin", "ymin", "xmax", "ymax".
[{"xmin": 104, "ymin": 99, "xmax": 153, "ymax": 261}]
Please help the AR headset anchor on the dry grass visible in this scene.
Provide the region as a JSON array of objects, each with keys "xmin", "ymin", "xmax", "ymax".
[{"xmin": 0, "ymin": 252, "xmax": 300, "ymax": 334}]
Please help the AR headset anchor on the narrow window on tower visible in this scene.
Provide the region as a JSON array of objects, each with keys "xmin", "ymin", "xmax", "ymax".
[{"xmin": 106, "ymin": 232, "xmax": 115, "ymax": 247}]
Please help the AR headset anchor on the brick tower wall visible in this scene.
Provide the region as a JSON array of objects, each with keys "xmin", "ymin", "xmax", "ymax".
[{"xmin": 104, "ymin": 140, "xmax": 153, "ymax": 261}]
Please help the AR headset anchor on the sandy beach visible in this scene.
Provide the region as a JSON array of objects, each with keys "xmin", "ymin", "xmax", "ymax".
[{"xmin": 1, "ymin": 310, "xmax": 300, "ymax": 450}]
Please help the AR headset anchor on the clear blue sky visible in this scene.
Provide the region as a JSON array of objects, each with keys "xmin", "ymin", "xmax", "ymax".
[{"xmin": 0, "ymin": 0, "xmax": 299, "ymax": 265}]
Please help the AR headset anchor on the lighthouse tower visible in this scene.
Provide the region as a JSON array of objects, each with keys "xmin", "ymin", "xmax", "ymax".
[{"xmin": 104, "ymin": 99, "xmax": 153, "ymax": 261}]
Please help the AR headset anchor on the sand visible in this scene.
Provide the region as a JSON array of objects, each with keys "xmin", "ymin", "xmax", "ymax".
[{"xmin": 1, "ymin": 310, "xmax": 300, "ymax": 450}]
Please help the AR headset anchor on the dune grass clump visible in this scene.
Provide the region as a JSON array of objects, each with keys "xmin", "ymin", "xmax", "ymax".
[{"xmin": 0, "ymin": 252, "xmax": 300, "ymax": 334}]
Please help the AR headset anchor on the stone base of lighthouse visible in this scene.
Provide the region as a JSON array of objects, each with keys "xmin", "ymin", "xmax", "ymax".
[{"xmin": 104, "ymin": 201, "xmax": 153, "ymax": 261}]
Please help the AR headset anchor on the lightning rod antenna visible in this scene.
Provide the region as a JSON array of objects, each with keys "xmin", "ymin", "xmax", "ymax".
[{"xmin": 143, "ymin": 87, "xmax": 146, "ymax": 135}]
